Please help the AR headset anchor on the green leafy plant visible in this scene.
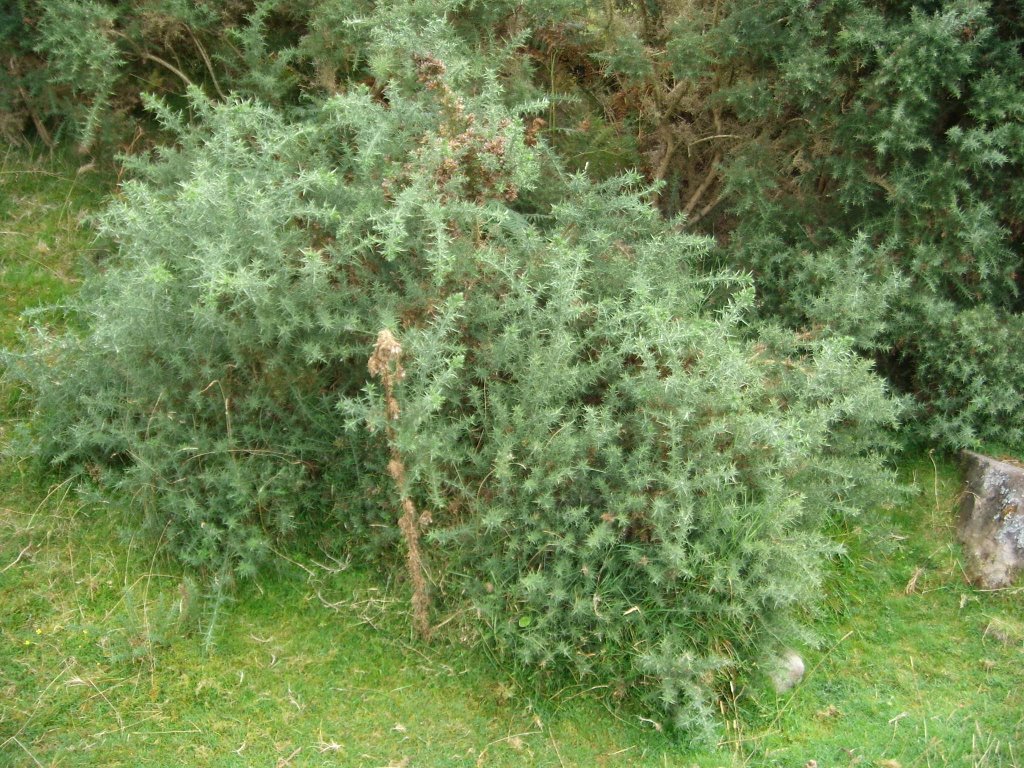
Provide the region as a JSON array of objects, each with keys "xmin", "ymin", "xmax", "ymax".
[{"xmin": 6, "ymin": 6, "xmax": 903, "ymax": 741}]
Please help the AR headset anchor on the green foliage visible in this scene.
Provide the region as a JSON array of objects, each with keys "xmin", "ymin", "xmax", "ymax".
[
  {"xmin": 705, "ymin": 0, "xmax": 1024, "ymax": 450},
  {"xmin": 7, "ymin": 150, "xmax": 1024, "ymax": 768},
  {"xmin": 293, "ymin": 0, "xmax": 375, "ymax": 94},
  {"xmin": 8, "ymin": 34, "xmax": 902, "ymax": 738},
  {"xmin": 33, "ymin": 0, "xmax": 123, "ymax": 149},
  {"xmin": 3, "ymin": 0, "xmax": 339, "ymax": 146},
  {"xmin": 6, "ymin": 90, "xmax": 385, "ymax": 579},
  {"xmin": 904, "ymin": 302, "xmax": 1024, "ymax": 449},
  {"xmin": 6, "ymin": 0, "xmax": 906, "ymax": 741},
  {"xmin": 0, "ymin": 3, "xmax": 38, "ymax": 142},
  {"xmin": 388, "ymin": 222, "xmax": 901, "ymax": 736},
  {"xmin": 350, "ymin": 15, "xmax": 900, "ymax": 743},
  {"xmin": 7, "ymin": 0, "xmax": 1022, "ymax": 453},
  {"xmin": 0, "ymin": 0, "xmax": 577, "ymax": 149},
  {"xmin": 513, "ymin": 0, "xmax": 1024, "ymax": 452}
]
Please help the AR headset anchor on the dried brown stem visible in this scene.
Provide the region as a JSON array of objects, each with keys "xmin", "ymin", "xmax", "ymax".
[
  {"xmin": 368, "ymin": 329, "xmax": 432, "ymax": 639},
  {"xmin": 113, "ymin": 33, "xmax": 196, "ymax": 91},
  {"xmin": 660, "ymin": 79, "xmax": 690, "ymax": 118},
  {"xmin": 653, "ymin": 127, "xmax": 677, "ymax": 179},
  {"xmin": 8, "ymin": 55, "xmax": 54, "ymax": 148},
  {"xmin": 138, "ymin": 52, "xmax": 195, "ymax": 90},
  {"xmin": 688, "ymin": 194, "xmax": 723, "ymax": 227},
  {"xmin": 16, "ymin": 87, "xmax": 53, "ymax": 149}
]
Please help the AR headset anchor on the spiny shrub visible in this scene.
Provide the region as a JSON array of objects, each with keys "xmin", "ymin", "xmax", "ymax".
[
  {"xmin": 520, "ymin": 0, "xmax": 1024, "ymax": 453},
  {"xmin": 33, "ymin": 0, "xmax": 123, "ymax": 150},
  {"xmin": 5, "ymin": 0, "xmax": 337, "ymax": 148},
  {"xmin": 354, "ymin": 172, "xmax": 902, "ymax": 738},
  {"xmin": 695, "ymin": 0, "xmax": 1024, "ymax": 450},
  {"xmin": 903, "ymin": 301, "xmax": 1024, "ymax": 450},
  {"xmin": 5, "ymin": 90, "xmax": 388, "ymax": 579},
  {"xmin": 9, "ymin": 0, "xmax": 1020, "ymax": 456},
  {"xmin": 7, "ymin": 16, "xmax": 901, "ymax": 740},
  {"xmin": 3, "ymin": 0, "xmax": 569, "ymax": 150}
]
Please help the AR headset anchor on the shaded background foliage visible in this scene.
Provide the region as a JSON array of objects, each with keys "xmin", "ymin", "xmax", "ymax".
[{"xmin": 529, "ymin": 0, "xmax": 1024, "ymax": 450}]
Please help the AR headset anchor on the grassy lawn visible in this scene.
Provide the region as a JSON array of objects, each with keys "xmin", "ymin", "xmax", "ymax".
[{"xmin": 1, "ymin": 148, "xmax": 1022, "ymax": 767}]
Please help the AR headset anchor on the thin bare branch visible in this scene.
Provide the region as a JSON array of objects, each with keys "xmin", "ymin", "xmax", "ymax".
[
  {"xmin": 186, "ymin": 27, "xmax": 227, "ymax": 100},
  {"xmin": 683, "ymin": 153, "xmax": 721, "ymax": 217},
  {"xmin": 688, "ymin": 193, "xmax": 723, "ymax": 227},
  {"xmin": 688, "ymin": 133, "xmax": 741, "ymax": 152},
  {"xmin": 17, "ymin": 87, "xmax": 54, "ymax": 149},
  {"xmin": 137, "ymin": 52, "xmax": 195, "ymax": 90}
]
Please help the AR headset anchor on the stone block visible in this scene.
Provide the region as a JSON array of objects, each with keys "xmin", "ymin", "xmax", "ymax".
[{"xmin": 958, "ymin": 450, "xmax": 1024, "ymax": 589}]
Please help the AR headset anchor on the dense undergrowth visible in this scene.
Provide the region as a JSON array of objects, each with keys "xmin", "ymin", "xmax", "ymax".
[
  {"xmin": 2, "ymin": 0, "xmax": 1023, "ymax": 745},
  {"xmin": 5, "ymin": 0, "xmax": 1022, "ymax": 449},
  {"xmin": 1, "ymin": 141, "xmax": 1022, "ymax": 768},
  {"xmin": 3, "ymin": 55, "xmax": 901, "ymax": 738}
]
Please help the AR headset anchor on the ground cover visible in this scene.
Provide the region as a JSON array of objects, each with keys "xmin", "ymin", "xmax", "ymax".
[{"xmin": 1, "ymin": 149, "xmax": 1022, "ymax": 767}]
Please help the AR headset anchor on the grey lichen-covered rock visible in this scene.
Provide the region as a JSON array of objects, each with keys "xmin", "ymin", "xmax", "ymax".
[
  {"xmin": 958, "ymin": 450, "xmax": 1024, "ymax": 589},
  {"xmin": 768, "ymin": 650, "xmax": 805, "ymax": 694}
]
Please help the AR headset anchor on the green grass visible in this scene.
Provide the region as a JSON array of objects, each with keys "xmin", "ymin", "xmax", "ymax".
[
  {"xmin": 0, "ymin": 147, "xmax": 109, "ymax": 345},
  {"xmin": 2, "ymin": 148, "xmax": 1022, "ymax": 767},
  {"xmin": 0, "ymin": 502, "xmax": 720, "ymax": 767},
  {"xmin": 739, "ymin": 458, "xmax": 1024, "ymax": 766}
]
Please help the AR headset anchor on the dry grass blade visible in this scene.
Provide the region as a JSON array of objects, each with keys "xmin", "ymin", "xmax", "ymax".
[{"xmin": 904, "ymin": 566, "xmax": 924, "ymax": 595}]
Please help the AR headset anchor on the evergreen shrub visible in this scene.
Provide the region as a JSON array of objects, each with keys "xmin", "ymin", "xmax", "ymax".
[
  {"xmin": 525, "ymin": 0, "xmax": 1024, "ymax": 452},
  {"xmin": 8, "ymin": 0, "xmax": 1022, "ymax": 454},
  {"xmin": 694, "ymin": 0, "xmax": 1024, "ymax": 451},
  {"xmin": 7, "ymin": 17, "xmax": 902, "ymax": 739},
  {"xmin": 4, "ymin": 0, "xmax": 337, "ymax": 148},
  {"xmin": 6, "ymin": 91, "xmax": 387, "ymax": 578},
  {"xmin": 905, "ymin": 302, "xmax": 1024, "ymax": 449}
]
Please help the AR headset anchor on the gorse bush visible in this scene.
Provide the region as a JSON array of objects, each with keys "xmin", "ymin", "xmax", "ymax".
[
  {"xmin": 368, "ymin": 181, "xmax": 901, "ymax": 737},
  {"xmin": 906, "ymin": 303, "xmax": 1024, "ymax": 449},
  {"xmin": 540, "ymin": 0, "xmax": 1024, "ymax": 450},
  {"xmin": 7, "ymin": 90, "xmax": 388, "ymax": 578},
  {"xmin": 33, "ymin": 0, "xmax": 122, "ymax": 150},
  {"xmin": 6, "ymin": 10, "xmax": 903, "ymax": 739},
  {"xmin": 4, "ymin": 0, "xmax": 334, "ymax": 148},
  {"xmin": 713, "ymin": 0, "xmax": 1024, "ymax": 449},
  {"xmin": 2, "ymin": 0, "xmax": 562, "ymax": 148},
  {"xmin": 453, "ymin": 0, "xmax": 1022, "ymax": 453}
]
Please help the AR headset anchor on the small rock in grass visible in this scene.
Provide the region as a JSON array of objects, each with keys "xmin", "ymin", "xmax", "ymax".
[{"xmin": 769, "ymin": 649, "xmax": 805, "ymax": 694}]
